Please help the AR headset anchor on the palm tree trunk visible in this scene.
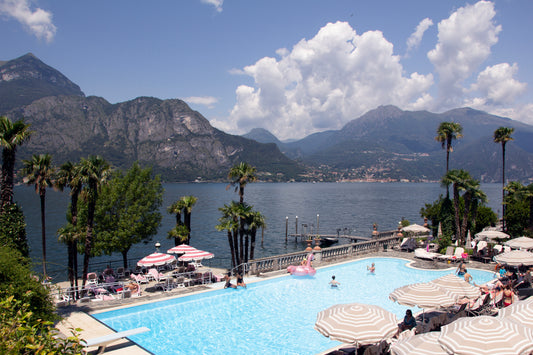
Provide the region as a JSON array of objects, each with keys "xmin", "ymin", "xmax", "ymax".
[
  {"xmin": 452, "ymin": 184, "xmax": 461, "ymax": 242},
  {"xmin": 81, "ymin": 189, "xmax": 97, "ymax": 289},
  {"xmin": 227, "ymin": 230, "xmax": 236, "ymax": 268},
  {"xmin": 40, "ymin": 193, "xmax": 47, "ymax": 278},
  {"xmin": 460, "ymin": 192, "xmax": 472, "ymax": 246},
  {"xmin": 244, "ymin": 233, "xmax": 249, "ymax": 263},
  {"xmin": 239, "ymin": 218, "xmax": 245, "ymax": 263},
  {"xmin": 0, "ymin": 149, "xmax": 15, "ymax": 211},
  {"xmin": 250, "ymin": 228, "xmax": 257, "ymax": 260},
  {"xmin": 67, "ymin": 242, "xmax": 74, "ymax": 287},
  {"xmin": 233, "ymin": 228, "xmax": 240, "ymax": 266},
  {"xmin": 184, "ymin": 211, "xmax": 191, "ymax": 244},
  {"xmin": 502, "ymin": 143, "xmax": 506, "ymax": 231},
  {"xmin": 175, "ymin": 212, "xmax": 182, "ymax": 246}
]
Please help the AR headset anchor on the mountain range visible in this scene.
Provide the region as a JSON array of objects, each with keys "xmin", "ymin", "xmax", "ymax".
[{"xmin": 2, "ymin": 53, "xmax": 533, "ymax": 183}]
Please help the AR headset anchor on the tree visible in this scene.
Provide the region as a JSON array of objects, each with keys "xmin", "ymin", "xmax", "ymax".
[
  {"xmin": 441, "ymin": 169, "xmax": 486, "ymax": 246},
  {"xmin": 56, "ymin": 161, "xmax": 84, "ymax": 291},
  {"xmin": 92, "ymin": 162, "xmax": 163, "ymax": 268},
  {"xmin": 78, "ymin": 156, "xmax": 111, "ymax": 288},
  {"xmin": 216, "ymin": 201, "xmax": 241, "ymax": 268},
  {"xmin": 0, "ymin": 246, "xmax": 56, "ymax": 323},
  {"xmin": 20, "ymin": 154, "xmax": 56, "ymax": 278},
  {"xmin": 505, "ymin": 181, "xmax": 533, "ymax": 236},
  {"xmin": 246, "ymin": 210, "xmax": 266, "ymax": 261},
  {"xmin": 435, "ymin": 122, "xmax": 463, "ymax": 195},
  {"xmin": 0, "ymin": 203, "xmax": 28, "ymax": 257},
  {"xmin": 494, "ymin": 126, "xmax": 514, "ymax": 230},
  {"xmin": 0, "ymin": 116, "xmax": 32, "ymax": 213},
  {"xmin": 227, "ymin": 162, "xmax": 257, "ymax": 204},
  {"xmin": 167, "ymin": 199, "xmax": 186, "ymax": 246},
  {"xmin": 180, "ymin": 195, "xmax": 198, "ymax": 244}
]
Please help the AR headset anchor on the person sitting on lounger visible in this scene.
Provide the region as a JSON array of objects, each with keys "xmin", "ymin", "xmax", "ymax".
[
  {"xmin": 398, "ymin": 309, "xmax": 417, "ymax": 333},
  {"xmin": 224, "ymin": 273, "xmax": 237, "ymax": 289},
  {"xmin": 502, "ymin": 285, "xmax": 515, "ymax": 307},
  {"xmin": 126, "ymin": 282, "xmax": 139, "ymax": 294}
]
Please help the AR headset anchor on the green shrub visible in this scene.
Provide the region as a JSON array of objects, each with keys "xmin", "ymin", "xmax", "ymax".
[{"xmin": 0, "ymin": 295, "xmax": 83, "ymax": 354}]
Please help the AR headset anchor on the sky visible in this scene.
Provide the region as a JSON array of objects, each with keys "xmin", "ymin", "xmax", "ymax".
[{"xmin": 1, "ymin": 0, "xmax": 532, "ymax": 141}]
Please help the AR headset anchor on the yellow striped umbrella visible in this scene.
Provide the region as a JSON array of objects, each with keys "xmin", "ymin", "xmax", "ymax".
[{"xmin": 315, "ymin": 303, "xmax": 398, "ymax": 346}]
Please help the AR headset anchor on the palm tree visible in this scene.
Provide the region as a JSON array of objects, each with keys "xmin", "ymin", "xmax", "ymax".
[
  {"xmin": 435, "ymin": 122, "xmax": 463, "ymax": 174},
  {"xmin": 56, "ymin": 161, "xmax": 84, "ymax": 290},
  {"xmin": 227, "ymin": 162, "xmax": 257, "ymax": 204},
  {"xmin": 167, "ymin": 224, "xmax": 189, "ymax": 245},
  {"xmin": 0, "ymin": 116, "xmax": 32, "ymax": 212},
  {"xmin": 20, "ymin": 154, "xmax": 56, "ymax": 277},
  {"xmin": 78, "ymin": 156, "xmax": 111, "ymax": 288},
  {"xmin": 494, "ymin": 126, "xmax": 514, "ymax": 230},
  {"xmin": 167, "ymin": 200, "xmax": 185, "ymax": 246},
  {"xmin": 442, "ymin": 169, "xmax": 484, "ymax": 246},
  {"xmin": 217, "ymin": 202, "xmax": 241, "ymax": 268},
  {"xmin": 180, "ymin": 195, "xmax": 198, "ymax": 244},
  {"xmin": 247, "ymin": 210, "xmax": 266, "ymax": 261}
]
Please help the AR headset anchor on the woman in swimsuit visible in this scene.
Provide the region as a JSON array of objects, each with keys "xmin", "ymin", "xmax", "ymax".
[
  {"xmin": 224, "ymin": 273, "xmax": 237, "ymax": 289},
  {"xmin": 236, "ymin": 273, "xmax": 247, "ymax": 288},
  {"xmin": 502, "ymin": 285, "xmax": 515, "ymax": 307}
]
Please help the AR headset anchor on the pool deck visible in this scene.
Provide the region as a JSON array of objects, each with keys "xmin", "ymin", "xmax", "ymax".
[{"xmin": 55, "ymin": 250, "xmax": 495, "ymax": 354}]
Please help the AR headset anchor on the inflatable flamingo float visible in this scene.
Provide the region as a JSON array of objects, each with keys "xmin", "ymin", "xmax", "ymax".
[{"xmin": 287, "ymin": 253, "xmax": 316, "ymax": 276}]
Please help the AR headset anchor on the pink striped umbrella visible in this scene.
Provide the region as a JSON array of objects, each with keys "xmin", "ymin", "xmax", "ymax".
[
  {"xmin": 178, "ymin": 250, "xmax": 214, "ymax": 261},
  {"xmin": 137, "ymin": 252, "xmax": 176, "ymax": 267},
  {"xmin": 167, "ymin": 244, "xmax": 198, "ymax": 255}
]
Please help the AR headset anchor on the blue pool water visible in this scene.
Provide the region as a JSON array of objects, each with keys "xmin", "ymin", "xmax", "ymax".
[{"xmin": 93, "ymin": 258, "xmax": 495, "ymax": 354}]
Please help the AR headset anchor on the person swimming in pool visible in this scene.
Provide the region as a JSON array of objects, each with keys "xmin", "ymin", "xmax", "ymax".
[
  {"xmin": 329, "ymin": 275, "xmax": 340, "ymax": 287},
  {"xmin": 367, "ymin": 263, "xmax": 375, "ymax": 274}
]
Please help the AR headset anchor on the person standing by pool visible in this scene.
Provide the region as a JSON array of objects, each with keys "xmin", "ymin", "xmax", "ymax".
[
  {"xmin": 456, "ymin": 262, "xmax": 466, "ymax": 276},
  {"xmin": 367, "ymin": 263, "xmax": 375, "ymax": 274},
  {"xmin": 329, "ymin": 275, "xmax": 340, "ymax": 287}
]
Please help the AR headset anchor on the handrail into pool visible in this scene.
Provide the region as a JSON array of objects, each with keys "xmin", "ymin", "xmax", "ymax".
[{"xmin": 248, "ymin": 232, "xmax": 401, "ymax": 275}]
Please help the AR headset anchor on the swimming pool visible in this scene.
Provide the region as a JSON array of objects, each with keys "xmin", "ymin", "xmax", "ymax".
[{"xmin": 93, "ymin": 258, "xmax": 494, "ymax": 354}]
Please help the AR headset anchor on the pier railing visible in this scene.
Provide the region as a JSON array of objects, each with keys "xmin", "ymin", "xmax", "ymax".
[{"xmin": 248, "ymin": 232, "xmax": 400, "ymax": 275}]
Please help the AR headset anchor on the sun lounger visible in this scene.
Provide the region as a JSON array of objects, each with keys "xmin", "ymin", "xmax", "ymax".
[
  {"xmin": 81, "ymin": 326, "xmax": 149, "ymax": 354},
  {"xmin": 437, "ymin": 246, "xmax": 455, "ymax": 261},
  {"xmin": 414, "ymin": 248, "xmax": 440, "ymax": 260}
]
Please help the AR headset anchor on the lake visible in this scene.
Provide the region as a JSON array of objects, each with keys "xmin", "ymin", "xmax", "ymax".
[{"xmin": 14, "ymin": 182, "xmax": 503, "ymax": 281}]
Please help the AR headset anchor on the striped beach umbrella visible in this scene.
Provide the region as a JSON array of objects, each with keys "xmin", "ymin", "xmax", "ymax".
[
  {"xmin": 439, "ymin": 316, "xmax": 533, "ymax": 355},
  {"xmin": 167, "ymin": 244, "xmax": 198, "ymax": 254},
  {"xmin": 504, "ymin": 236, "xmax": 533, "ymax": 250},
  {"xmin": 137, "ymin": 252, "xmax": 176, "ymax": 267},
  {"xmin": 389, "ymin": 282, "xmax": 458, "ymax": 309},
  {"xmin": 390, "ymin": 332, "xmax": 447, "ymax": 355},
  {"xmin": 474, "ymin": 230, "xmax": 510, "ymax": 241},
  {"xmin": 429, "ymin": 274, "xmax": 480, "ymax": 300},
  {"xmin": 498, "ymin": 297, "xmax": 533, "ymax": 330},
  {"xmin": 494, "ymin": 249, "xmax": 533, "ymax": 266},
  {"xmin": 178, "ymin": 249, "xmax": 214, "ymax": 261},
  {"xmin": 315, "ymin": 303, "xmax": 398, "ymax": 346}
]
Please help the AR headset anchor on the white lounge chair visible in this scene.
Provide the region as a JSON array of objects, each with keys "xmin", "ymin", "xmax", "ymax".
[{"xmin": 81, "ymin": 326, "xmax": 149, "ymax": 354}]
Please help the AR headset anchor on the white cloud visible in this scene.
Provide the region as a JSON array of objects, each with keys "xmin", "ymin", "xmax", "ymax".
[
  {"xmin": 427, "ymin": 0, "xmax": 501, "ymax": 108},
  {"xmin": 227, "ymin": 21, "xmax": 433, "ymax": 140},
  {"xmin": 468, "ymin": 63, "xmax": 526, "ymax": 105},
  {"xmin": 0, "ymin": 0, "xmax": 56, "ymax": 42},
  {"xmin": 406, "ymin": 18, "xmax": 433, "ymax": 54},
  {"xmin": 200, "ymin": 0, "xmax": 223, "ymax": 13},
  {"xmin": 184, "ymin": 96, "xmax": 219, "ymax": 108}
]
